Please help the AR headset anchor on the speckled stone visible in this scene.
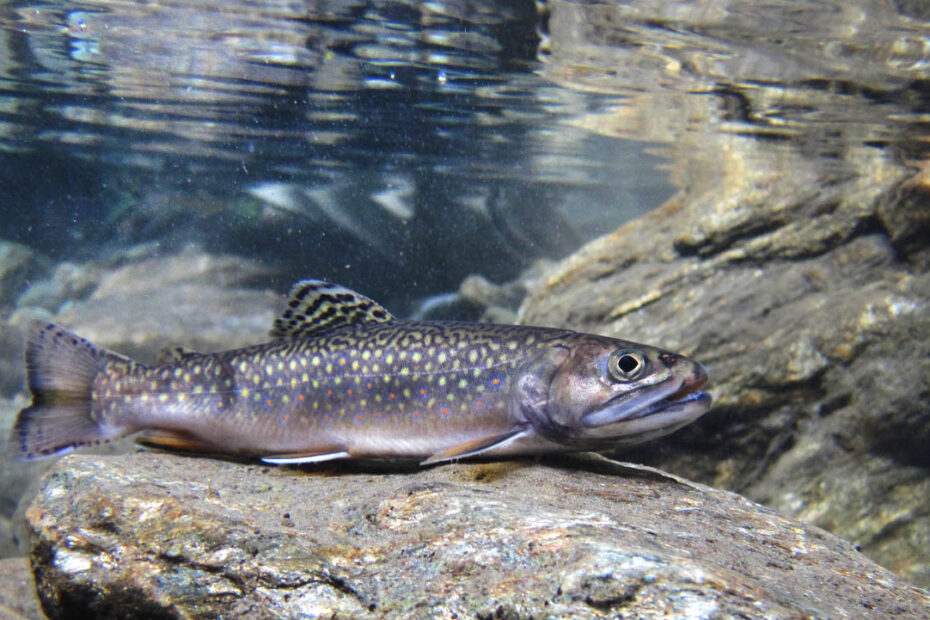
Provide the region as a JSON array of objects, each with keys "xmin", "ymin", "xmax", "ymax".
[{"xmin": 24, "ymin": 453, "xmax": 930, "ymax": 619}]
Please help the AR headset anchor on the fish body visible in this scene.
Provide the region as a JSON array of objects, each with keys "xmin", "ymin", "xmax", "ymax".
[{"xmin": 12, "ymin": 280, "xmax": 711, "ymax": 465}]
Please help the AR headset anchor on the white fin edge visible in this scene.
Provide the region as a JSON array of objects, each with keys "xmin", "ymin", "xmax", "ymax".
[{"xmin": 261, "ymin": 451, "xmax": 351, "ymax": 465}]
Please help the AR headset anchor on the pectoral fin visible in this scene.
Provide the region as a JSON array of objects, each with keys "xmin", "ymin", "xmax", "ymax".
[
  {"xmin": 261, "ymin": 450, "xmax": 351, "ymax": 465},
  {"xmin": 421, "ymin": 426, "xmax": 534, "ymax": 466}
]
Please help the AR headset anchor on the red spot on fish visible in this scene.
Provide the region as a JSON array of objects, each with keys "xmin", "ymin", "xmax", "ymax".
[
  {"xmin": 339, "ymin": 358, "xmax": 346, "ymax": 365},
  {"xmin": 323, "ymin": 415, "xmax": 329, "ymax": 422},
  {"xmin": 298, "ymin": 394, "xmax": 304, "ymax": 401},
  {"xmin": 347, "ymin": 389, "xmax": 353, "ymax": 395},
  {"xmin": 419, "ymin": 389, "xmax": 426, "ymax": 395},
  {"xmin": 266, "ymin": 399, "xmax": 272, "ymax": 406},
  {"xmin": 389, "ymin": 393, "xmax": 395, "ymax": 399},
  {"xmin": 356, "ymin": 415, "xmax": 363, "ymax": 421},
  {"xmin": 477, "ymin": 401, "xmax": 483, "ymax": 407},
  {"xmin": 366, "ymin": 382, "xmax": 372, "ymax": 388},
  {"xmin": 492, "ymin": 378, "xmax": 500, "ymax": 385},
  {"xmin": 441, "ymin": 408, "xmax": 448, "ymax": 416},
  {"xmin": 327, "ymin": 389, "xmax": 332, "ymax": 396},
  {"xmin": 374, "ymin": 412, "xmax": 381, "ymax": 418},
  {"xmin": 413, "ymin": 411, "xmax": 420, "ymax": 417},
  {"xmin": 282, "ymin": 415, "xmax": 289, "ymax": 422},
  {"xmin": 217, "ymin": 402, "xmax": 223, "ymax": 409}
]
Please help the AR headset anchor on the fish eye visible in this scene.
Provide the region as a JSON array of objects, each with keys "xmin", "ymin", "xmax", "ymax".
[{"xmin": 608, "ymin": 349, "xmax": 646, "ymax": 382}]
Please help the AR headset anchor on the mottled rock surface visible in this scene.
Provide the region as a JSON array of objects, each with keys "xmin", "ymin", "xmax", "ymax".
[
  {"xmin": 26, "ymin": 453, "xmax": 930, "ymax": 619},
  {"xmin": 0, "ymin": 557, "xmax": 45, "ymax": 620},
  {"xmin": 524, "ymin": 0, "xmax": 930, "ymax": 589}
]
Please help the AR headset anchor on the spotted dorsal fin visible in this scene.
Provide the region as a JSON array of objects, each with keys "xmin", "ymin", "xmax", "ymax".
[
  {"xmin": 270, "ymin": 279, "xmax": 395, "ymax": 339},
  {"xmin": 156, "ymin": 346, "xmax": 203, "ymax": 365}
]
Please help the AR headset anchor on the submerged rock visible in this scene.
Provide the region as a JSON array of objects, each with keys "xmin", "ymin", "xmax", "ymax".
[
  {"xmin": 524, "ymin": 0, "xmax": 930, "ymax": 589},
  {"xmin": 25, "ymin": 453, "xmax": 930, "ymax": 619}
]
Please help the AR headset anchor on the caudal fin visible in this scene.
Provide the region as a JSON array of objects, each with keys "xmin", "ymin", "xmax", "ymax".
[{"xmin": 11, "ymin": 321, "xmax": 133, "ymax": 460}]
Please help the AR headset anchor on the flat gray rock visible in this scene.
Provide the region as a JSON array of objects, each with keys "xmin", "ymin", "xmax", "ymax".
[{"xmin": 26, "ymin": 452, "xmax": 930, "ymax": 619}]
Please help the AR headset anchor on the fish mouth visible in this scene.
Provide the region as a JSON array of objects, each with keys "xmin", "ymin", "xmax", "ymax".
[{"xmin": 582, "ymin": 366, "xmax": 710, "ymax": 429}]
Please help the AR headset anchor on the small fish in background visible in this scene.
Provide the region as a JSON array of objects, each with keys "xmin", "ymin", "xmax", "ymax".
[{"xmin": 11, "ymin": 280, "xmax": 711, "ymax": 466}]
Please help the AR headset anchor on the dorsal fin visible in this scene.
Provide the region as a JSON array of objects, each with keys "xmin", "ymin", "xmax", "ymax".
[
  {"xmin": 270, "ymin": 279, "xmax": 395, "ymax": 339},
  {"xmin": 156, "ymin": 346, "xmax": 203, "ymax": 365}
]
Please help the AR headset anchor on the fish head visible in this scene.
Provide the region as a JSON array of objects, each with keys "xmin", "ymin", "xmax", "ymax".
[{"xmin": 517, "ymin": 336, "xmax": 711, "ymax": 447}]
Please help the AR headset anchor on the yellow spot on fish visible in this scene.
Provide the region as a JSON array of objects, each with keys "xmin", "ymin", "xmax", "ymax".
[
  {"xmin": 194, "ymin": 385, "xmax": 204, "ymax": 395},
  {"xmin": 253, "ymin": 375, "xmax": 261, "ymax": 385},
  {"xmin": 177, "ymin": 393, "xmax": 186, "ymax": 402},
  {"xmin": 360, "ymin": 399, "xmax": 367, "ymax": 406},
  {"xmin": 326, "ymin": 363, "xmax": 333, "ymax": 373},
  {"xmin": 184, "ymin": 373, "xmax": 192, "ymax": 382},
  {"xmin": 210, "ymin": 385, "xmax": 217, "ymax": 394},
  {"xmin": 300, "ymin": 358, "xmax": 307, "ymax": 368},
  {"xmin": 239, "ymin": 361, "xmax": 247, "ymax": 373},
  {"xmin": 373, "ymin": 363, "xmax": 381, "ymax": 373},
  {"xmin": 282, "ymin": 395, "xmax": 289, "ymax": 404},
  {"xmin": 276, "ymin": 378, "xmax": 284, "ymax": 387},
  {"xmin": 265, "ymin": 364, "xmax": 274, "ymax": 375},
  {"xmin": 412, "ymin": 352, "xmax": 422, "ymax": 363},
  {"xmin": 458, "ymin": 379, "xmax": 467, "ymax": 389},
  {"xmin": 290, "ymin": 378, "xmax": 298, "ymax": 389},
  {"xmin": 352, "ymin": 360, "xmax": 359, "ymax": 371},
  {"xmin": 241, "ymin": 388, "xmax": 250, "ymax": 398},
  {"xmin": 403, "ymin": 388, "xmax": 411, "ymax": 398},
  {"xmin": 400, "ymin": 367, "xmax": 410, "ymax": 376},
  {"xmin": 438, "ymin": 377, "xmax": 447, "ymax": 387},
  {"xmin": 362, "ymin": 350, "xmax": 371, "ymax": 361},
  {"xmin": 468, "ymin": 350, "xmax": 478, "ymax": 364},
  {"xmin": 424, "ymin": 362, "xmax": 433, "ymax": 372},
  {"xmin": 150, "ymin": 381, "xmax": 158, "ymax": 391},
  {"xmin": 428, "ymin": 397, "xmax": 436, "ymax": 407},
  {"xmin": 312, "ymin": 379, "xmax": 319, "ymax": 388},
  {"xmin": 507, "ymin": 341, "xmax": 517, "ymax": 350},
  {"xmin": 194, "ymin": 364, "xmax": 202, "ymax": 374},
  {"xmin": 174, "ymin": 368, "xmax": 182, "ymax": 378},
  {"xmin": 312, "ymin": 356, "xmax": 321, "ymax": 366},
  {"xmin": 375, "ymin": 395, "xmax": 382, "ymax": 403},
  {"xmin": 334, "ymin": 377, "xmax": 342, "ymax": 386},
  {"xmin": 141, "ymin": 393, "xmax": 149, "ymax": 402},
  {"xmin": 159, "ymin": 394, "xmax": 169, "ymax": 403},
  {"xmin": 446, "ymin": 394, "xmax": 455, "ymax": 402},
  {"xmin": 438, "ymin": 352, "xmax": 447, "ymax": 364},
  {"xmin": 386, "ymin": 353, "xmax": 394, "ymax": 364},
  {"xmin": 289, "ymin": 360, "xmax": 297, "ymax": 371}
]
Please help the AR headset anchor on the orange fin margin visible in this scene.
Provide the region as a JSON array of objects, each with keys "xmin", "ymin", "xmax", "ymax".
[{"xmin": 421, "ymin": 426, "xmax": 533, "ymax": 466}]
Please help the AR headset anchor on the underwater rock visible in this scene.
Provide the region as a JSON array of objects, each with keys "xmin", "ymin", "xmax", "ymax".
[
  {"xmin": 0, "ymin": 242, "xmax": 50, "ymax": 314},
  {"xmin": 52, "ymin": 246, "xmax": 278, "ymax": 362},
  {"xmin": 525, "ymin": 0, "xmax": 930, "ymax": 589},
  {"xmin": 25, "ymin": 452, "xmax": 930, "ymax": 619},
  {"xmin": 0, "ymin": 557, "xmax": 44, "ymax": 620}
]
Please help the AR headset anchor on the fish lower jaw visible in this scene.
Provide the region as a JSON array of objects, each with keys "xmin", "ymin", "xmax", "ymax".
[{"xmin": 581, "ymin": 390, "xmax": 711, "ymax": 432}]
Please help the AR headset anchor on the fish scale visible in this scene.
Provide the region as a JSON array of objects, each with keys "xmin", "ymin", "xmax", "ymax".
[{"xmin": 11, "ymin": 279, "xmax": 712, "ymax": 465}]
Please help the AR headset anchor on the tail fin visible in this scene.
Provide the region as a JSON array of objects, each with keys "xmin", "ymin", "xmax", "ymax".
[{"xmin": 11, "ymin": 321, "xmax": 134, "ymax": 460}]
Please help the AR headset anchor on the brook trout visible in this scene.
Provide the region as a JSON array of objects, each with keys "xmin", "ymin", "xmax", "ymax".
[{"xmin": 12, "ymin": 280, "xmax": 711, "ymax": 465}]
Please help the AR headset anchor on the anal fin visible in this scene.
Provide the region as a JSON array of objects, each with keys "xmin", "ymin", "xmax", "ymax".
[
  {"xmin": 136, "ymin": 430, "xmax": 218, "ymax": 454},
  {"xmin": 261, "ymin": 450, "xmax": 351, "ymax": 465},
  {"xmin": 421, "ymin": 426, "xmax": 534, "ymax": 466}
]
